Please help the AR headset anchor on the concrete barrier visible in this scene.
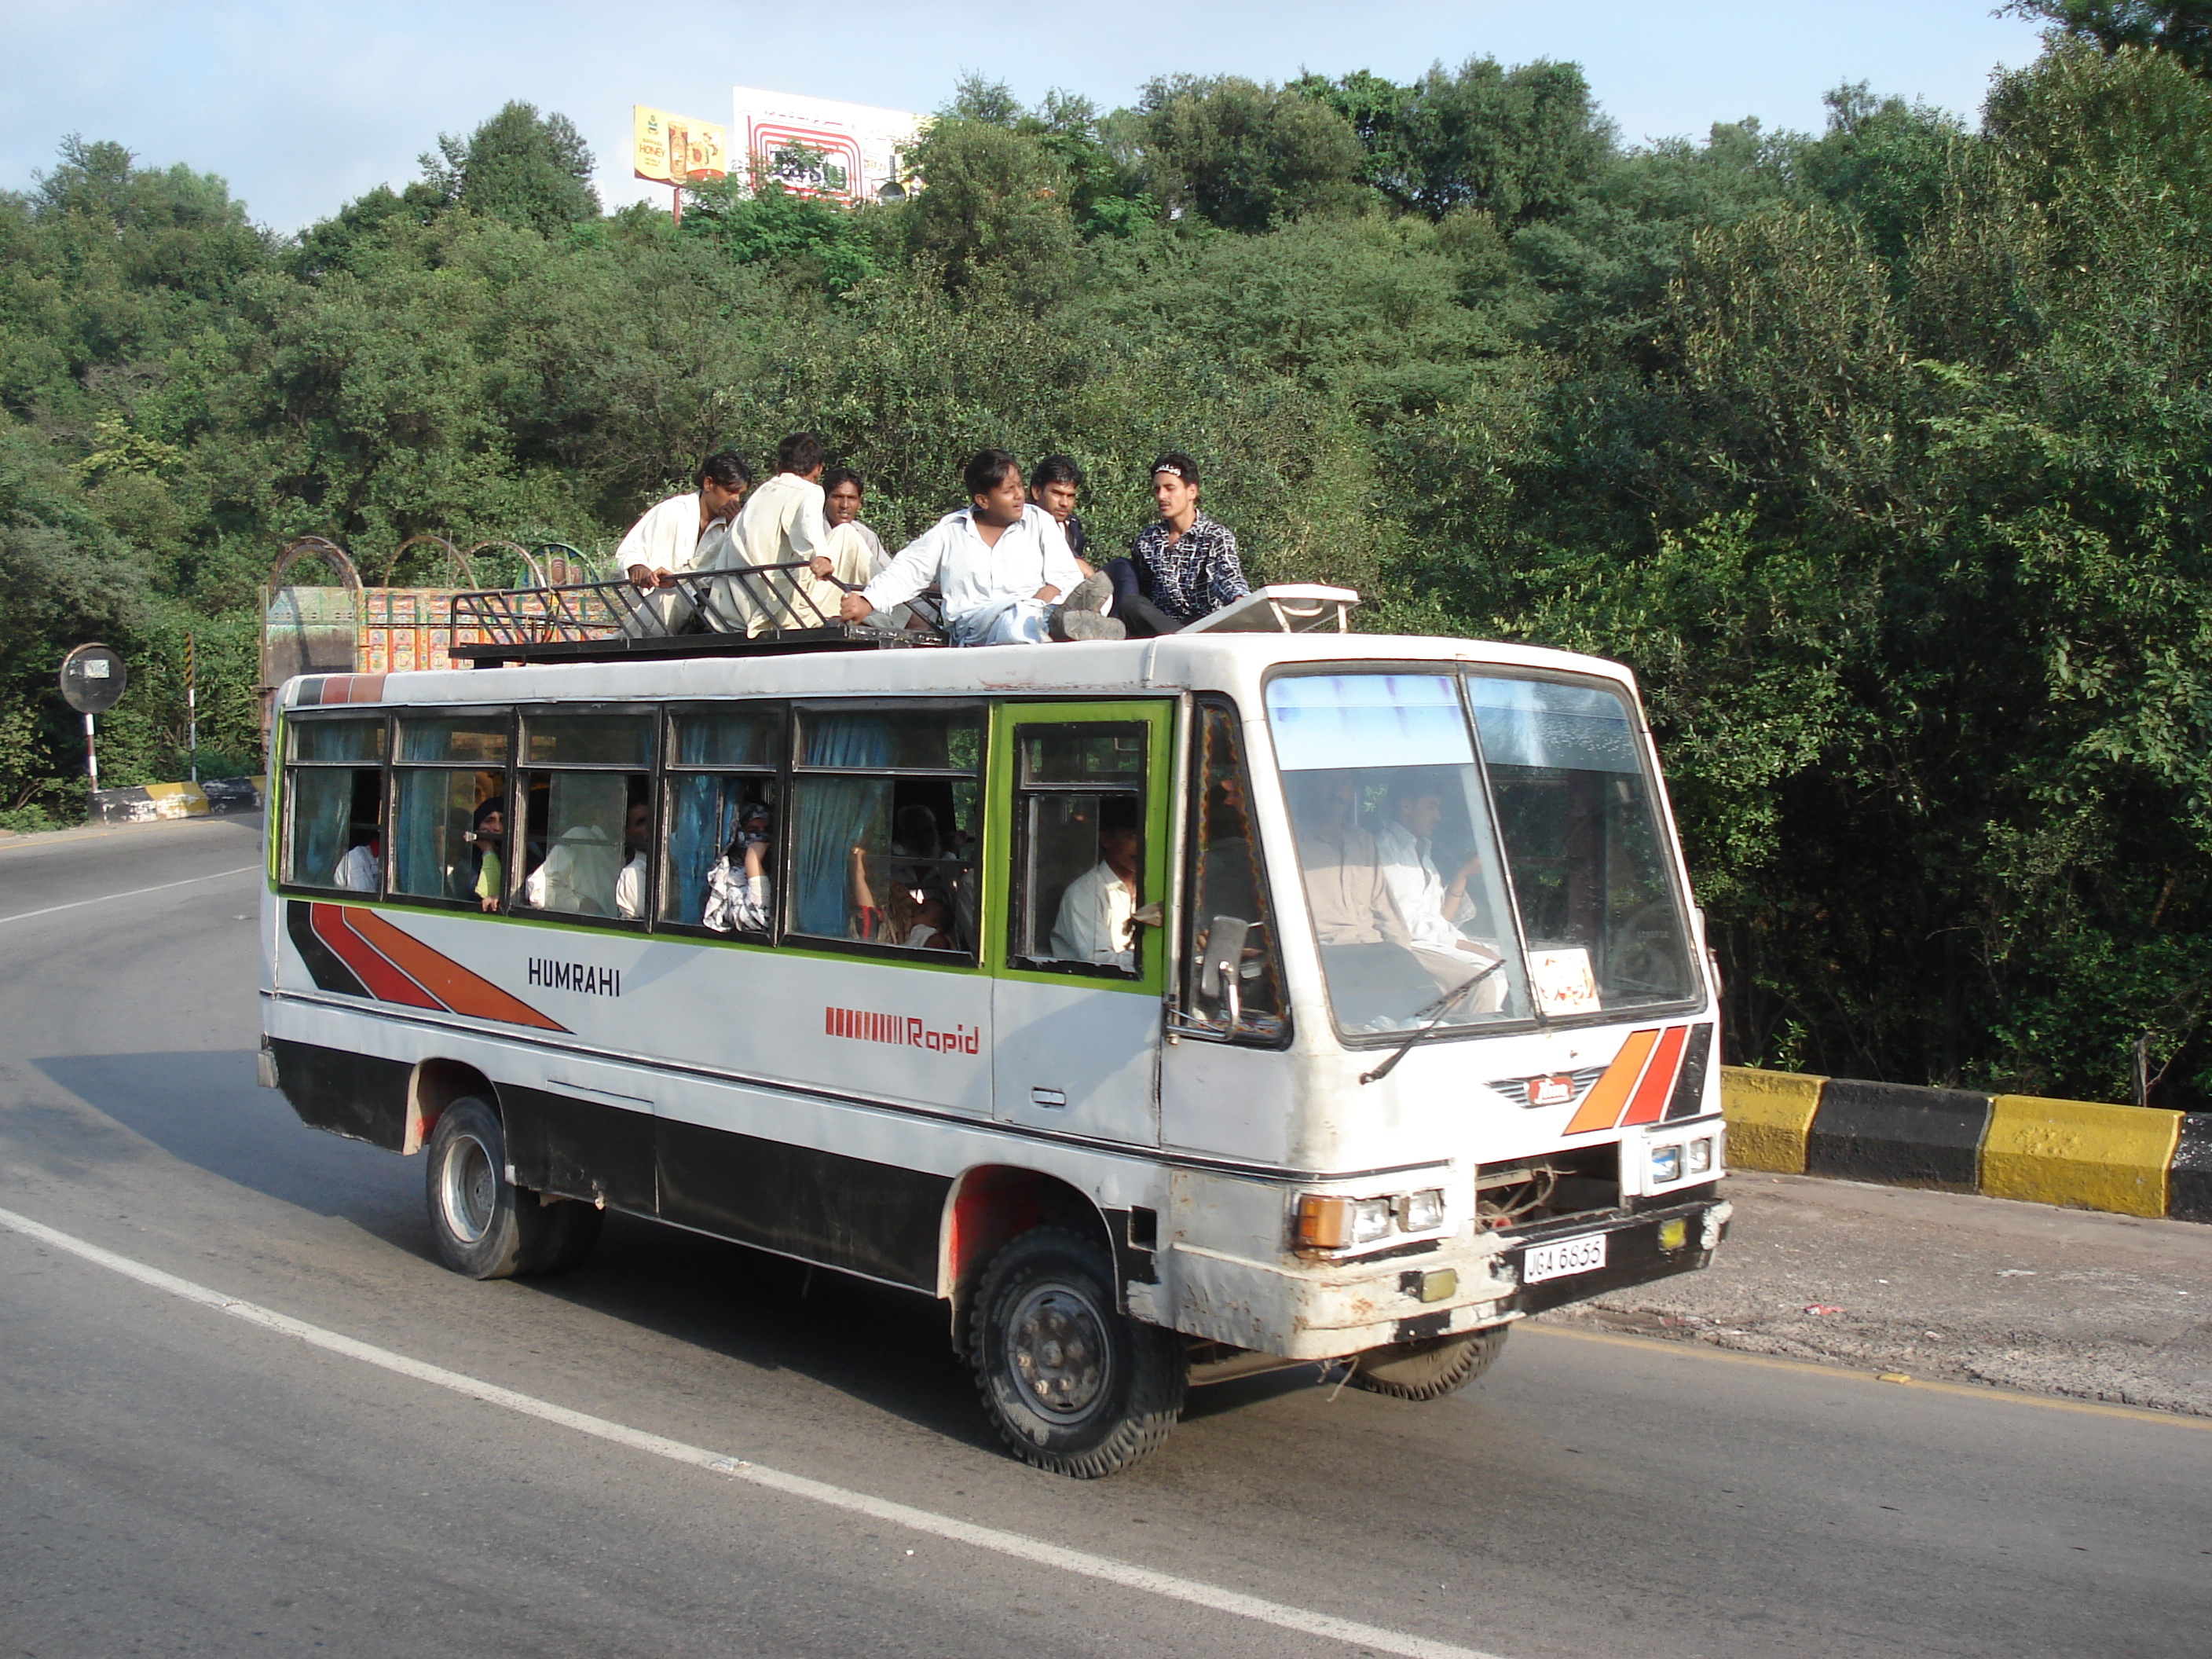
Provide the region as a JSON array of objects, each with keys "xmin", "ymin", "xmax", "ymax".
[
  {"xmin": 90, "ymin": 777, "xmax": 264, "ymax": 825},
  {"xmin": 1722, "ymin": 1065, "xmax": 2210, "ymax": 1224}
]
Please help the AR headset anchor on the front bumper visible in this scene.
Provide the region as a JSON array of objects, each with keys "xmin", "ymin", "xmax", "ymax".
[{"xmin": 1144, "ymin": 1188, "xmax": 1731, "ymax": 1360}]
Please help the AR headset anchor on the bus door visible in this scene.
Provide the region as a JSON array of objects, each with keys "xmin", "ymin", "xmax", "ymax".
[{"xmin": 987, "ymin": 702, "xmax": 1174, "ymax": 1148}]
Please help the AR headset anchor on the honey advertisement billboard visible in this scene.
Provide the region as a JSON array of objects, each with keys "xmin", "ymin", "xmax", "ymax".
[{"xmin": 632, "ymin": 104, "xmax": 728, "ymax": 185}]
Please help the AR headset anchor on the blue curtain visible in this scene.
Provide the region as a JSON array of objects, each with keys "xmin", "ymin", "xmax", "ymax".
[
  {"xmin": 792, "ymin": 712, "xmax": 893, "ymax": 938},
  {"xmin": 391, "ymin": 769, "xmax": 457, "ymax": 898},
  {"xmin": 288, "ymin": 769, "xmax": 354, "ymax": 887},
  {"xmin": 667, "ymin": 774, "xmax": 740, "ymax": 925}
]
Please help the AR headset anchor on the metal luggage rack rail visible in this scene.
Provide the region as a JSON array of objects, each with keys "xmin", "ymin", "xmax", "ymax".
[{"xmin": 447, "ymin": 562, "xmax": 946, "ymax": 663}]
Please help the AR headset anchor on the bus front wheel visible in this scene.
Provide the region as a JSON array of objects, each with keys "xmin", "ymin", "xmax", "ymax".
[
  {"xmin": 1346, "ymin": 1325, "xmax": 1509, "ymax": 1401},
  {"xmin": 424, "ymin": 1097, "xmax": 601, "ymax": 1279},
  {"xmin": 970, "ymin": 1225, "xmax": 1185, "ymax": 1478}
]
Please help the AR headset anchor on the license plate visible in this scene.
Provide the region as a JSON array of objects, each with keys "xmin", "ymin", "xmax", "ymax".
[{"xmin": 1524, "ymin": 1232, "xmax": 1608, "ymax": 1284}]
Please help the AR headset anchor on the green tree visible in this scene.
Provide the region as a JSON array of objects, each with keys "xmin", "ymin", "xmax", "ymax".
[
  {"xmin": 1119, "ymin": 75, "xmax": 1364, "ymax": 232},
  {"xmin": 420, "ymin": 101, "xmax": 599, "ymax": 236},
  {"xmin": 899, "ymin": 116, "xmax": 1079, "ymax": 302},
  {"xmin": 1295, "ymin": 57, "xmax": 1615, "ymax": 224},
  {"xmin": 2004, "ymin": 1, "xmax": 2212, "ymax": 76}
]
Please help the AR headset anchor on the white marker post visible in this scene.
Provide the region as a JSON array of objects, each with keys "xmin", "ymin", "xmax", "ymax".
[{"xmin": 59, "ymin": 644, "xmax": 128, "ymax": 818}]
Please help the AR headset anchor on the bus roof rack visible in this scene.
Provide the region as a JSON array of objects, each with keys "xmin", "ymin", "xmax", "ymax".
[
  {"xmin": 1178, "ymin": 584, "xmax": 1360, "ymax": 635},
  {"xmin": 445, "ymin": 562, "xmax": 945, "ymax": 667}
]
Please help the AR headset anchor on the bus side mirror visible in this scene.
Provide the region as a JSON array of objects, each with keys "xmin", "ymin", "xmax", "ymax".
[{"xmin": 1200, "ymin": 916, "xmax": 1251, "ymax": 1000}]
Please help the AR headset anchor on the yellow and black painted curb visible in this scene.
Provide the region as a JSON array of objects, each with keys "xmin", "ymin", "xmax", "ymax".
[
  {"xmin": 89, "ymin": 777, "xmax": 263, "ymax": 825},
  {"xmin": 1722, "ymin": 1067, "xmax": 2212, "ymax": 1223}
]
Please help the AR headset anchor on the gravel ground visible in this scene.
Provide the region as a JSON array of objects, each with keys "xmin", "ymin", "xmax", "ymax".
[{"xmin": 1537, "ymin": 1170, "xmax": 2212, "ymax": 1415}]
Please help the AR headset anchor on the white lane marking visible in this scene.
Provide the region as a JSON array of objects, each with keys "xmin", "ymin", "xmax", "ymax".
[
  {"xmin": 0, "ymin": 865, "xmax": 261, "ymax": 926},
  {"xmin": 0, "ymin": 1204, "xmax": 1505, "ymax": 1659}
]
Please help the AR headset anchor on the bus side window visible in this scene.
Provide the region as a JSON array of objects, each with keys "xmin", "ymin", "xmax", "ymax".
[
  {"xmin": 1009, "ymin": 723, "xmax": 1146, "ymax": 976},
  {"xmin": 788, "ymin": 704, "xmax": 983, "ymax": 957},
  {"xmin": 665, "ymin": 705, "xmax": 781, "ymax": 936},
  {"xmin": 284, "ymin": 716, "xmax": 386, "ymax": 895},
  {"xmin": 1184, "ymin": 698, "xmax": 1285, "ymax": 1040},
  {"xmin": 390, "ymin": 716, "xmax": 510, "ymax": 909},
  {"xmin": 516, "ymin": 714, "xmax": 653, "ymax": 923}
]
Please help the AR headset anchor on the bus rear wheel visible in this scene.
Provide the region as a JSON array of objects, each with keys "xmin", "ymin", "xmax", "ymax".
[
  {"xmin": 424, "ymin": 1097, "xmax": 600, "ymax": 1279},
  {"xmin": 969, "ymin": 1226, "xmax": 1185, "ymax": 1478},
  {"xmin": 1346, "ymin": 1325, "xmax": 1509, "ymax": 1401}
]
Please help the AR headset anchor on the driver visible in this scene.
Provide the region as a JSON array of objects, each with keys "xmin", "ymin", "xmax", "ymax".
[{"xmin": 1375, "ymin": 780, "xmax": 1505, "ymax": 1009}]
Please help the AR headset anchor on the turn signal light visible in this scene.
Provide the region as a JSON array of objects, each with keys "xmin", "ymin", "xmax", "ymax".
[{"xmin": 1295, "ymin": 1194, "xmax": 1395, "ymax": 1249}]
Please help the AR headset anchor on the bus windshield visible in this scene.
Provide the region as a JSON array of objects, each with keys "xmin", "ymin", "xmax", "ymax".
[{"xmin": 1267, "ymin": 669, "xmax": 1694, "ymax": 1037}]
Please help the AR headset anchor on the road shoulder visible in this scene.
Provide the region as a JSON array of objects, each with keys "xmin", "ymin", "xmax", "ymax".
[{"xmin": 1537, "ymin": 1170, "xmax": 2212, "ymax": 1415}]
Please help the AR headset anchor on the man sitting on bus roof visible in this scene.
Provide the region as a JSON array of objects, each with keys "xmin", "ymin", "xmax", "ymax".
[
  {"xmin": 804, "ymin": 466, "xmax": 908, "ymax": 628},
  {"xmin": 717, "ymin": 432, "xmax": 833, "ymax": 635},
  {"xmin": 838, "ymin": 450, "xmax": 1123, "ymax": 646},
  {"xmin": 620, "ymin": 450, "xmax": 753, "ymax": 634}
]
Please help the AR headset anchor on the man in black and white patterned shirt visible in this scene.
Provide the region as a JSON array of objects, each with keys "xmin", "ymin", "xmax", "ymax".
[{"xmin": 1115, "ymin": 452, "xmax": 1251, "ymax": 635}]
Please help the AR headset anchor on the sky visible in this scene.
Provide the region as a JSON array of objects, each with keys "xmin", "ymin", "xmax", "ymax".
[{"xmin": 2, "ymin": 1, "xmax": 2054, "ymax": 230}]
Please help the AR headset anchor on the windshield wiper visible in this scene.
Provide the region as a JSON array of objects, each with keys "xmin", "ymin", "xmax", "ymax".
[{"xmin": 1357, "ymin": 955, "xmax": 1507, "ymax": 1086}]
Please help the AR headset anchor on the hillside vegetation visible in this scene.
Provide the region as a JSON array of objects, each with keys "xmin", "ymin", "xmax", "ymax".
[{"xmin": 4, "ymin": 20, "xmax": 2209, "ymax": 1105}]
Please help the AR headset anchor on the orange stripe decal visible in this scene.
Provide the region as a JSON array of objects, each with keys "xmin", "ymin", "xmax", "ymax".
[
  {"xmin": 1563, "ymin": 1028, "xmax": 1660, "ymax": 1134},
  {"xmin": 1620, "ymin": 1025, "xmax": 1688, "ymax": 1126},
  {"xmin": 343, "ymin": 907, "xmax": 569, "ymax": 1032},
  {"xmin": 313, "ymin": 905, "xmax": 441, "ymax": 1009}
]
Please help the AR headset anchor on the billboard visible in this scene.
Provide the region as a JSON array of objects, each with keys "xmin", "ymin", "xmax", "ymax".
[
  {"xmin": 731, "ymin": 87, "xmax": 924, "ymax": 203},
  {"xmin": 633, "ymin": 104, "xmax": 728, "ymax": 185}
]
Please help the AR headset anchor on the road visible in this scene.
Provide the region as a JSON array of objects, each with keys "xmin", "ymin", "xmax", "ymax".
[{"xmin": 2, "ymin": 815, "xmax": 2207, "ymax": 1659}]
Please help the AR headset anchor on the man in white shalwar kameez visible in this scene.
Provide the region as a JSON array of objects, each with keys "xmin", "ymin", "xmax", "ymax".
[
  {"xmin": 1375, "ymin": 783, "xmax": 1504, "ymax": 1009},
  {"xmin": 618, "ymin": 452, "xmax": 752, "ymax": 635},
  {"xmin": 713, "ymin": 433, "xmax": 832, "ymax": 635}
]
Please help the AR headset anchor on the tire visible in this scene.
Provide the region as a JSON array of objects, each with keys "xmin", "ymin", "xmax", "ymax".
[
  {"xmin": 423, "ymin": 1097, "xmax": 597, "ymax": 1279},
  {"xmin": 969, "ymin": 1225, "xmax": 1185, "ymax": 1478},
  {"xmin": 1346, "ymin": 1324, "xmax": 1510, "ymax": 1401},
  {"xmin": 526, "ymin": 1195, "xmax": 603, "ymax": 1275}
]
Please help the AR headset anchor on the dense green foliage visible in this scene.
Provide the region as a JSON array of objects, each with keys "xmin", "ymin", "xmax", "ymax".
[{"xmin": 4, "ymin": 40, "xmax": 2210, "ymax": 1108}]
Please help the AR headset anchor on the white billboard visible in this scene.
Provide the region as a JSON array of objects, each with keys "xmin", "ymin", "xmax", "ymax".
[{"xmin": 731, "ymin": 86, "xmax": 925, "ymax": 204}]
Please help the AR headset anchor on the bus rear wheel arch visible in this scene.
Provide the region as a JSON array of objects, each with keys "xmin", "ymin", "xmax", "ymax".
[
  {"xmin": 969, "ymin": 1225, "xmax": 1185, "ymax": 1478},
  {"xmin": 423, "ymin": 1096, "xmax": 601, "ymax": 1279}
]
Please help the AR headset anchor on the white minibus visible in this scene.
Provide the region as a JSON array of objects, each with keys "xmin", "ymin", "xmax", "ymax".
[{"xmin": 259, "ymin": 597, "xmax": 1730, "ymax": 1475}]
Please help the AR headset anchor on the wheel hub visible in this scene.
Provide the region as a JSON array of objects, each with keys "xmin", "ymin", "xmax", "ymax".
[
  {"xmin": 443, "ymin": 1133, "xmax": 496, "ymax": 1243},
  {"xmin": 1007, "ymin": 1285, "xmax": 1110, "ymax": 1418}
]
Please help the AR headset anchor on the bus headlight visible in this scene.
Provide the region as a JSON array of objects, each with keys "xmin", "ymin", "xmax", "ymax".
[
  {"xmin": 1401, "ymin": 1188, "xmax": 1446, "ymax": 1232},
  {"xmin": 1295, "ymin": 1195, "xmax": 1397, "ymax": 1249},
  {"xmin": 1687, "ymin": 1137, "xmax": 1714, "ymax": 1176},
  {"xmin": 1650, "ymin": 1144, "xmax": 1683, "ymax": 1185}
]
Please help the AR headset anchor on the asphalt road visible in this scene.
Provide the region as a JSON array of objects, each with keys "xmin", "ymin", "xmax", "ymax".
[{"xmin": 2, "ymin": 815, "xmax": 2207, "ymax": 1659}]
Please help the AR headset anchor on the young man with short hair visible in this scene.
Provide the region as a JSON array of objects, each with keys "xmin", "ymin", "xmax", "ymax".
[
  {"xmin": 617, "ymin": 450, "xmax": 753, "ymax": 634},
  {"xmin": 841, "ymin": 450, "xmax": 1122, "ymax": 646},
  {"xmin": 1119, "ymin": 452, "xmax": 1251, "ymax": 635},
  {"xmin": 804, "ymin": 465, "xmax": 900, "ymax": 625},
  {"xmin": 718, "ymin": 431, "xmax": 833, "ymax": 634},
  {"xmin": 1027, "ymin": 454, "xmax": 1092, "ymax": 569}
]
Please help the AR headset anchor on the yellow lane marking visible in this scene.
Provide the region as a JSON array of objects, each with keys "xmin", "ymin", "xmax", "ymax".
[{"xmin": 1523, "ymin": 1322, "xmax": 2212, "ymax": 1430}]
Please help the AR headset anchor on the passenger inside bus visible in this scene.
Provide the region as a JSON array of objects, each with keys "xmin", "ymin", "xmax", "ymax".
[
  {"xmin": 1049, "ymin": 794, "xmax": 1141, "ymax": 970},
  {"xmin": 331, "ymin": 824, "xmax": 380, "ymax": 892},
  {"xmin": 1284, "ymin": 770, "xmax": 1448, "ymax": 1029},
  {"xmin": 614, "ymin": 794, "xmax": 650, "ymax": 920},
  {"xmin": 470, "ymin": 798, "xmax": 504, "ymax": 911},
  {"xmin": 858, "ymin": 801, "xmax": 966, "ymax": 948},
  {"xmin": 521, "ymin": 774, "xmax": 649, "ymax": 918},
  {"xmin": 701, "ymin": 798, "xmax": 773, "ymax": 933},
  {"xmin": 1375, "ymin": 778, "xmax": 1507, "ymax": 1013}
]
